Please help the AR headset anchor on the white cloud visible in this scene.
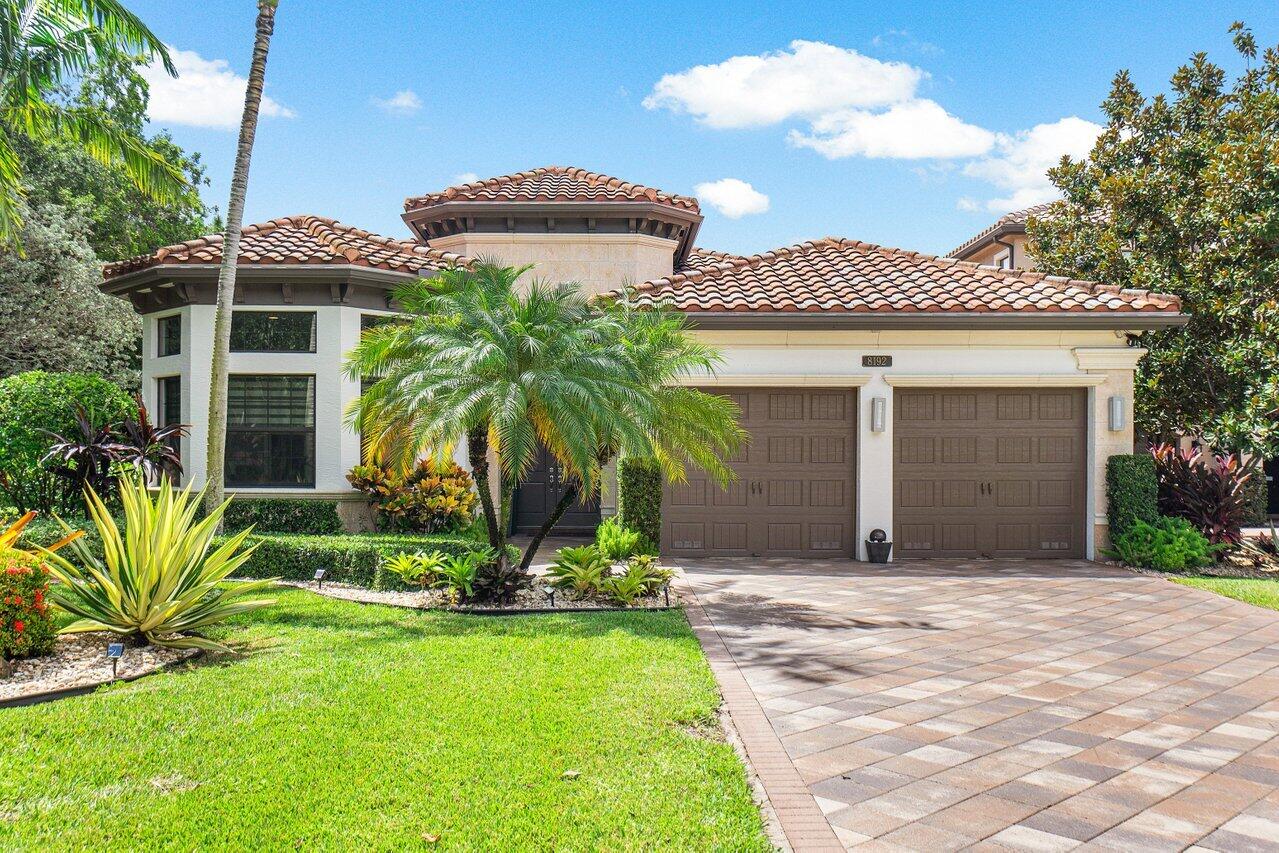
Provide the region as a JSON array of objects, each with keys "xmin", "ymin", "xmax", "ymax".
[
  {"xmin": 142, "ymin": 47, "xmax": 295, "ymax": 130},
  {"xmin": 452, "ymin": 172, "xmax": 480, "ymax": 184},
  {"xmin": 963, "ymin": 116, "xmax": 1102, "ymax": 211},
  {"xmin": 694, "ymin": 178, "xmax": 770, "ymax": 218},
  {"xmin": 373, "ymin": 89, "xmax": 422, "ymax": 115},
  {"xmin": 643, "ymin": 40, "xmax": 923, "ymax": 129},
  {"xmin": 788, "ymin": 99, "xmax": 995, "ymax": 160}
]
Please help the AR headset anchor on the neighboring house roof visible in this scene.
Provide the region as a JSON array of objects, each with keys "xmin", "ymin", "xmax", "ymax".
[
  {"xmin": 617, "ymin": 237, "xmax": 1180, "ymax": 315},
  {"xmin": 103, "ymin": 215, "xmax": 467, "ymax": 279},
  {"xmin": 948, "ymin": 202, "xmax": 1057, "ymax": 260},
  {"xmin": 402, "ymin": 166, "xmax": 701, "ymax": 214},
  {"xmin": 677, "ymin": 246, "xmax": 746, "ymax": 274}
]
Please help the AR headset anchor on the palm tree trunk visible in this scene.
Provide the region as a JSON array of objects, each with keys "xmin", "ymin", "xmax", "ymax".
[
  {"xmin": 467, "ymin": 424, "xmax": 502, "ymax": 550},
  {"xmin": 203, "ymin": 0, "xmax": 279, "ymax": 519},
  {"xmin": 519, "ymin": 448, "xmax": 614, "ymax": 571}
]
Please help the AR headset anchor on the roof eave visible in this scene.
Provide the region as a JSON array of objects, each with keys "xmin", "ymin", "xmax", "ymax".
[
  {"xmin": 101, "ymin": 263, "xmax": 426, "ymax": 295},
  {"xmin": 676, "ymin": 311, "xmax": 1188, "ymax": 331},
  {"xmin": 948, "ymin": 222, "xmax": 1028, "ymax": 260}
]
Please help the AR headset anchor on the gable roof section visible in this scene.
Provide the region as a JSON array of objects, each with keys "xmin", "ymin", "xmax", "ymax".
[
  {"xmin": 618, "ymin": 237, "xmax": 1180, "ymax": 316},
  {"xmin": 403, "ymin": 166, "xmax": 700, "ymax": 214},
  {"xmin": 947, "ymin": 202, "xmax": 1056, "ymax": 260},
  {"xmin": 678, "ymin": 246, "xmax": 745, "ymax": 274},
  {"xmin": 103, "ymin": 215, "xmax": 467, "ymax": 279}
]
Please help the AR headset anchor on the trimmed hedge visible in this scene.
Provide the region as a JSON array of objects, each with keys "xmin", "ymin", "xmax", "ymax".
[
  {"xmin": 1242, "ymin": 470, "xmax": 1269, "ymax": 527},
  {"xmin": 1106, "ymin": 454, "xmax": 1159, "ymax": 540},
  {"xmin": 618, "ymin": 458, "xmax": 661, "ymax": 550},
  {"xmin": 219, "ymin": 533, "xmax": 479, "ymax": 590},
  {"xmin": 223, "ymin": 498, "xmax": 344, "ymax": 535}
]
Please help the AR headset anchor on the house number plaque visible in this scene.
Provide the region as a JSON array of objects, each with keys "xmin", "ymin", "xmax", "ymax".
[{"xmin": 861, "ymin": 355, "xmax": 893, "ymax": 367}]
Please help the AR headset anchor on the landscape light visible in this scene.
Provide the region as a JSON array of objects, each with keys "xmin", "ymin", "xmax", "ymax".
[
  {"xmin": 314, "ymin": 568, "xmax": 327, "ymax": 590},
  {"xmin": 543, "ymin": 585, "xmax": 555, "ymax": 608},
  {"xmin": 107, "ymin": 642, "xmax": 124, "ymax": 678}
]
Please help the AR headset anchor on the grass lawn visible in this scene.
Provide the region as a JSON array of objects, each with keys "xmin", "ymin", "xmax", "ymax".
[
  {"xmin": 1171, "ymin": 575, "xmax": 1279, "ymax": 612},
  {"xmin": 0, "ymin": 589, "xmax": 768, "ymax": 851}
]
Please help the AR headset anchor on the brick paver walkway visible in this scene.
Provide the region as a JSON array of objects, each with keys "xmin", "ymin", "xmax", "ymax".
[{"xmin": 679, "ymin": 558, "xmax": 1279, "ymax": 851}]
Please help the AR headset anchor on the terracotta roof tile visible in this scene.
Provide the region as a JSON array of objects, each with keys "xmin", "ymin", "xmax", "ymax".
[
  {"xmin": 103, "ymin": 215, "xmax": 467, "ymax": 279},
  {"xmin": 616, "ymin": 237, "xmax": 1181, "ymax": 314},
  {"xmin": 403, "ymin": 166, "xmax": 699, "ymax": 214},
  {"xmin": 947, "ymin": 202, "xmax": 1058, "ymax": 259},
  {"xmin": 677, "ymin": 247, "xmax": 745, "ymax": 274}
]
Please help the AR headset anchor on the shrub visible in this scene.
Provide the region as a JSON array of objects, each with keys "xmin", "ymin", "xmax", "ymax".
[
  {"xmin": 618, "ymin": 458, "xmax": 661, "ymax": 552},
  {"xmin": 548, "ymin": 545, "xmax": 612, "ymax": 597},
  {"xmin": 626, "ymin": 553, "xmax": 673, "ymax": 593},
  {"xmin": 223, "ymin": 532, "xmax": 477, "ymax": 589},
  {"xmin": 598, "ymin": 565, "xmax": 650, "ymax": 606},
  {"xmin": 1104, "ymin": 517, "xmax": 1221, "ymax": 572},
  {"xmin": 381, "ymin": 550, "xmax": 446, "ymax": 590},
  {"xmin": 223, "ymin": 498, "xmax": 343, "ymax": 535},
  {"xmin": 347, "ymin": 460, "xmax": 476, "ymax": 534},
  {"xmin": 432, "ymin": 550, "xmax": 489, "ymax": 603},
  {"xmin": 1241, "ymin": 470, "xmax": 1269, "ymax": 527},
  {"xmin": 595, "ymin": 516, "xmax": 644, "ymax": 561},
  {"xmin": 0, "ymin": 371, "xmax": 135, "ymax": 513},
  {"xmin": 42, "ymin": 474, "xmax": 275, "ymax": 650},
  {"xmin": 1, "ymin": 552, "xmax": 56, "ymax": 660},
  {"xmin": 1151, "ymin": 444, "xmax": 1257, "ymax": 545},
  {"xmin": 1106, "ymin": 454, "xmax": 1159, "ymax": 540},
  {"xmin": 470, "ymin": 545, "xmax": 529, "ymax": 603}
]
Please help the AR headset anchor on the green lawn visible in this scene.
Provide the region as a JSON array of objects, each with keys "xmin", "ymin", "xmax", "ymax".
[
  {"xmin": 1172, "ymin": 575, "xmax": 1279, "ymax": 612},
  {"xmin": 0, "ymin": 589, "xmax": 768, "ymax": 851}
]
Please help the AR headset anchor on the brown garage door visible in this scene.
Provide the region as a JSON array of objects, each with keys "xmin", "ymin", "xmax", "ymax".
[
  {"xmin": 894, "ymin": 388, "xmax": 1086, "ymax": 558},
  {"xmin": 663, "ymin": 388, "xmax": 857, "ymax": 558}
]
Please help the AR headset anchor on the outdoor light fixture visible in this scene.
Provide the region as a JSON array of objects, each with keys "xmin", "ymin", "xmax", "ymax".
[
  {"xmin": 871, "ymin": 397, "xmax": 887, "ymax": 433},
  {"xmin": 314, "ymin": 568, "xmax": 327, "ymax": 590},
  {"xmin": 543, "ymin": 585, "xmax": 556, "ymax": 608},
  {"xmin": 1108, "ymin": 396, "xmax": 1126, "ymax": 432},
  {"xmin": 107, "ymin": 642, "xmax": 124, "ymax": 679},
  {"xmin": 662, "ymin": 583, "xmax": 670, "ymax": 608}
]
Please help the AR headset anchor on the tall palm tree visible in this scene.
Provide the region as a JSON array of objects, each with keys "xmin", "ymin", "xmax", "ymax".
[
  {"xmin": 0, "ymin": 0, "xmax": 187, "ymax": 246},
  {"xmin": 345, "ymin": 262, "xmax": 745, "ymax": 577},
  {"xmin": 204, "ymin": 0, "xmax": 278, "ymax": 519}
]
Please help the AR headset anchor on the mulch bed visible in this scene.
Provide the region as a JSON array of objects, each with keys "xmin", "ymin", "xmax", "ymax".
[
  {"xmin": 1, "ymin": 633, "xmax": 198, "ymax": 706},
  {"xmin": 273, "ymin": 578, "xmax": 680, "ymax": 613}
]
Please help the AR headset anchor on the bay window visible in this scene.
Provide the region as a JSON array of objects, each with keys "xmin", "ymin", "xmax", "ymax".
[{"xmin": 225, "ymin": 375, "xmax": 316, "ymax": 487}]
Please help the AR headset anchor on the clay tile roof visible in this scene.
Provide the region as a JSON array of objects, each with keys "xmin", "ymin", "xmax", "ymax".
[
  {"xmin": 403, "ymin": 166, "xmax": 700, "ymax": 214},
  {"xmin": 677, "ymin": 246, "xmax": 745, "ymax": 274},
  {"xmin": 614, "ymin": 237, "xmax": 1181, "ymax": 315},
  {"xmin": 947, "ymin": 202, "xmax": 1059, "ymax": 259},
  {"xmin": 103, "ymin": 215, "xmax": 468, "ymax": 279}
]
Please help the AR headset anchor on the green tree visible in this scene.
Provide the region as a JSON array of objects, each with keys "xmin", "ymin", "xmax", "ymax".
[
  {"xmin": 345, "ymin": 263, "xmax": 744, "ymax": 582},
  {"xmin": 0, "ymin": 0, "xmax": 189, "ymax": 247},
  {"xmin": 0, "ymin": 198, "xmax": 139, "ymax": 386},
  {"xmin": 1028, "ymin": 22, "xmax": 1279, "ymax": 454},
  {"xmin": 205, "ymin": 0, "xmax": 279, "ymax": 521}
]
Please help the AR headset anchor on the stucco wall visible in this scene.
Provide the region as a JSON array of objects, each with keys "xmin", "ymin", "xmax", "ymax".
[{"xmin": 959, "ymin": 234, "xmax": 1035, "ymax": 269}]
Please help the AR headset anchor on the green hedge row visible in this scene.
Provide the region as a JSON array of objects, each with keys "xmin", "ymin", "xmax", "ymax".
[
  {"xmin": 618, "ymin": 457, "xmax": 661, "ymax": 550},
  {"xmin": 223, "ymin": 498, "xmax": 344, "ymax": 535},
  {"xmin": 218, "ymin": 533, "xmax": 479, "ymax": 589},
  {"xmin": 1106, "ymin": 454, "xmax": 1159, "ymax": 540}
]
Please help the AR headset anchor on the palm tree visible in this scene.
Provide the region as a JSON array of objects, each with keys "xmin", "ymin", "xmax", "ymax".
[
  {"xmin": 345, "ymin": 262, "xmax": 745, "ymax": 579},
  {"xmin": 0, "ymin": 0, "xmax": 187, "ymax": 246},
  {"xmin": 204, "ymin": 0, "xmax": 278, "ymax": 520}
]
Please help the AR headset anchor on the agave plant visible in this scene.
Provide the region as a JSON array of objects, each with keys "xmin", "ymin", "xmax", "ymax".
[{"xmin": 39, "ymin": 473, "xmax": 274, "ymax": 650}]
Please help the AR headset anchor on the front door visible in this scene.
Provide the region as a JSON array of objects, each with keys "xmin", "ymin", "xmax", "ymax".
[
  {"xmin": 1266, "ymin": 457, "xmax": 1279, "ymax": 517},
  {"xmin": 512, "ymin": 445, "xmax": 601, "ymax": 535}
]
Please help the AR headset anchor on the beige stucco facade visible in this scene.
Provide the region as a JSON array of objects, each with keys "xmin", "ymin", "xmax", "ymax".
[{"xmin": 957, "ymin": 233, "xmax": 1036, "ymax": 270}]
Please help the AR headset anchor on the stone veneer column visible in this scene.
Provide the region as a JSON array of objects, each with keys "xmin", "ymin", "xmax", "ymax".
[{"xmin": 1075, "ymin": 347, "xmax": 1145, "ymax": 557}]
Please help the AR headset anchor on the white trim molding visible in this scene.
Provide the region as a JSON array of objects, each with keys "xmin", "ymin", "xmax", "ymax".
[
  {"xmin": 429, "ymin": 232, "xmax": 679, "ymax": 251},
  {"xmin": 672, "ymin": 374, "xmax": 872, "ymax": 387},
  {"xmin": 884, "ymin": 374, "xmax": 1108, "ymax": 387},
  {"xmin": 1073, "ymin": 346, "xmax": 1148, "ymax": 371}
]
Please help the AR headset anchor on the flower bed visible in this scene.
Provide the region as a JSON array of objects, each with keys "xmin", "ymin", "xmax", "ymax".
[{"xmin": 0, "ymin": 632, "xmax": 197, "ymax": 705}]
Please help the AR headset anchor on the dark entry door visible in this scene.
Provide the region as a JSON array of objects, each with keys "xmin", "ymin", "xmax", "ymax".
[
  {"xmin": 1266, "ymin": 457, "xmax": 1279, "ymax": 516},
  {"xmin": 512, "ymin": 445, "xmax": 601, "ymax": 534}
]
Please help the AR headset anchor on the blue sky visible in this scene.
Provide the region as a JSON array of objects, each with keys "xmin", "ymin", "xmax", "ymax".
[{"xmin": 131, "ymin": 1, "xmax": 1275, "ymax": 257}]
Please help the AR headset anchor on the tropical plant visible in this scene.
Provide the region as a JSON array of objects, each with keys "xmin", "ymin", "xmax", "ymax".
[
  {"xmin": 430, "ymin": 549, "xmax": 492, "ymax": 603},
  {"xmin": 595, "ymin": 516, "xmax": 643, "ymax": 562},
  {"xmin": 0, "ymin": 0, "xmax": 188, "ymax": 247},
  {"xmin": 547, "ymin": 545, "xmax": 612, "ymax": 597},
  {"xmin": 40, "ymin": 472, "xmax": 274, "ymax": 650},
  {"xmin": 468, "ymin": 545, "xmax": 530, "ymax": 603},
  {"xmin": 381, "ymin": 550, "xmax": 445, "ymax": 590},
  {"xmin": 1028, "ymin": 23, "xmax": 1279, "ymax": 455},
  {"xmin": 1104, "ymin": 516, "xmax": 1222, "ymax": 573},
  {"xmin": 42, "ymin": 402, "xmax": 127, "ymax": 498},
  {"xmin": 347, "ymin": 459, "xmax": 476, "ymax": 533},
  {"xmin": 597, "ymin": 565, "xmax": 650, "ymax": 606},
  {"xmin": 116, "ymin": 394, "xmax": 186, "ymax": 482},
  {"xmin": 1152, "ymin": 443, "xmax": 1257, "ymax": 545},
  {"xmin": 346, "ymin": 263, "xmax": 744, "ymax": 598},
  {"xmin": 1238, "ymin": 521, "xmax": 1279, "ymax": 571},
  {"xmin": 625, "ymin": 553, "xmax": 672, "ymax": 593},
  {"xmin": 0, "ymin": 549, "xmax": 55, "ymax": 660},
  {"xmin": 205, "ymin": 0, "xmax": 280, "ymax": 521}
]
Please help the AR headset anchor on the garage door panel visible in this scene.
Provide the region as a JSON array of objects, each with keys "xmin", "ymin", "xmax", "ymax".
[
  {"xmin": 895, "ymin": 388, "xmax": 1085, "ymax": 559},
  {"xmin": 664, "ymin": 387, "xmax": 856, "ymax": 558}
]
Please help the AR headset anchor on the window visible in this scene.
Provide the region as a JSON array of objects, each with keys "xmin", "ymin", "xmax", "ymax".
[
  {"xmin": 995, "ymin": 250, "xmax": 1013, "ymax": 270},
  {"xmin": 225, "ymin": 375, "xmax": 315, "ymax": 487},
  {"xmin": 158, "ymin": 314, "xmax": 181, "ymax": 356},
  {"xmin": 230, "ymin": 311, "xmax": 317, "ymax": 352},
  {"xmin": 157, "ymin": 376, "xmax": 181, "ymax": 461}
]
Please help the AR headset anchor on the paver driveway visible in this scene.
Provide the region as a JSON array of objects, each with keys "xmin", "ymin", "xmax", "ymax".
[{"xmin": 679, "ymin": 558, "xmax": 1279, "ymax": 851}]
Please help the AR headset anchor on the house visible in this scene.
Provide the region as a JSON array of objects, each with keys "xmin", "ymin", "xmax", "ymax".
[
  {"xmin": 100, "ymin": 166, "xmax": 1186, "ymax": 560},
  {"xmin": 946, "ymin": 202, "xmax": 1054, "ymax": 269}
]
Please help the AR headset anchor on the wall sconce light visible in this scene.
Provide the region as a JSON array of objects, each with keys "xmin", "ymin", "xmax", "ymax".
[
  {"xmin": 1108, "ymin": 396, "xmax": 1126, "ymax": 431},
  {"xmin": 871, "ymin": 397, "xmax": 887, "ymax": 433}
]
